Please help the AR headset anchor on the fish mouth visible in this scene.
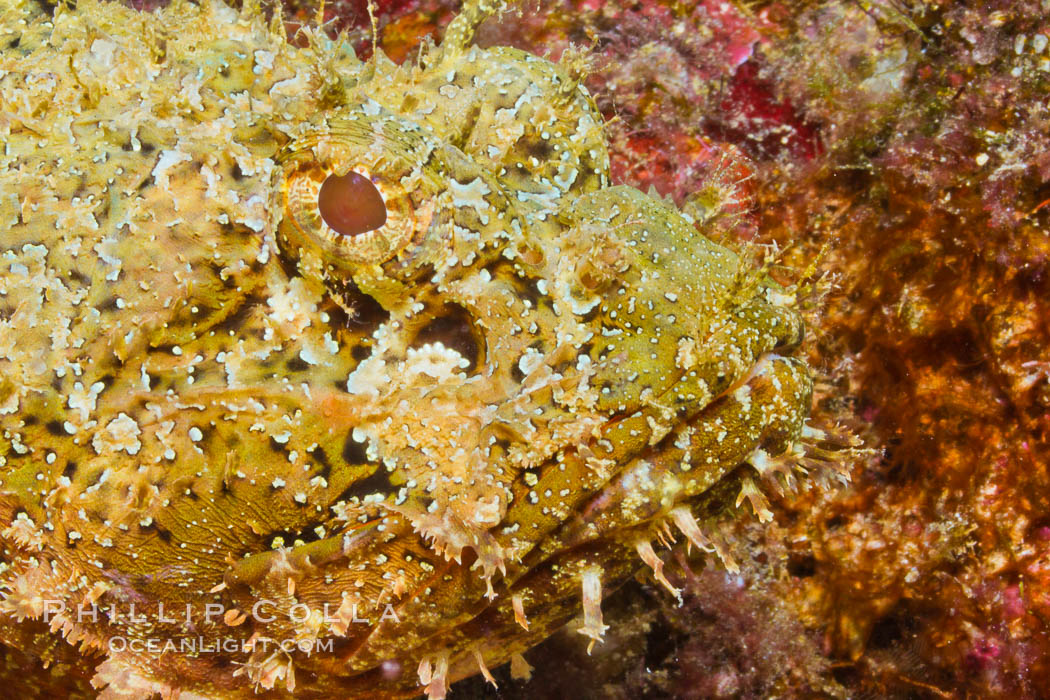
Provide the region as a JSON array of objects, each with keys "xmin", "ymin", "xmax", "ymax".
[{"xmin": 499, "ymin": 349, "xmax": 812, "ymax": 570}]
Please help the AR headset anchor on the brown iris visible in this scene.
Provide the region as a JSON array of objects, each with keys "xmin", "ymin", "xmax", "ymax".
[{"xmin": 318, "ymin": 171, "xmax": 388, "ymax": 237}]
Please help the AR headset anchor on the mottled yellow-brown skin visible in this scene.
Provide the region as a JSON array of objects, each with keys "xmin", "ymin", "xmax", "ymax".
[{"xmin": 0, "ymin": 0, "xmax": 815, "ymax": 697}]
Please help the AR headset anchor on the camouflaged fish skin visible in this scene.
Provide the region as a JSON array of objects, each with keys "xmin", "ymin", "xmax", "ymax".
[{"xmin": 0, "ymin": 0, "xmax": 814, "ymax": 696}]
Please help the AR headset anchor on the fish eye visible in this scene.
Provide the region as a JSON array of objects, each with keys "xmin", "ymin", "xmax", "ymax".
[{"xmin": 318, "ymin": 171, "xmax": 388, "ymax": 237}]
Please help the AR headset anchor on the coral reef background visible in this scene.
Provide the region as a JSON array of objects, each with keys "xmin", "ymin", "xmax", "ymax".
[{"xmin": 95, "ymin": 0, "xmax": 1050, "ymax": 696}]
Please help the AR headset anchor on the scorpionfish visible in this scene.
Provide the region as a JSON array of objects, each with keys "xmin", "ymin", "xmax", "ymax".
[{"xmin": 0, "ymin": 0, "xmax": 824, "ymax": 696}]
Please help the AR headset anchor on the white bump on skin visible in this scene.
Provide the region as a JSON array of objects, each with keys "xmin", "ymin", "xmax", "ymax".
[{"xmin": 92, "ymin": 413, "xmax": 142, "ymax": 455}]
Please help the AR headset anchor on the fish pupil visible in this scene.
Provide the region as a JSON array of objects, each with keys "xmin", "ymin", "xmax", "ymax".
[{"xmin": 318, "ymin": 171, "xmax": 388, "ymax": 236}]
